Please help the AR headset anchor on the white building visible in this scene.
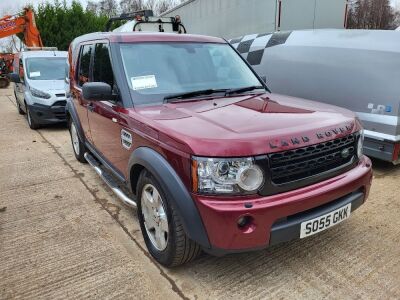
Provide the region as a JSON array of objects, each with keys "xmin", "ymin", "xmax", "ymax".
[{"xmin": 161, "ymin": 0, "xmax": 348, "ymax": 39}]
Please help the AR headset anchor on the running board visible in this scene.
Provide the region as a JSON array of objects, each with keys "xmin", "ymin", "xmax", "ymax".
[{"xmin": 84, "ymin": 152, "xmax": 137, "ymax": 208}]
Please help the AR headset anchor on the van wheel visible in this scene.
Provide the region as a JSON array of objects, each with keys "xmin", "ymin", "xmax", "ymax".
[
  {"xmin": 69, "ymin": 119, "xmax": 87, "ymax": 163},
  {"xmin": 17, "ymin": 101, "xmax": 24, "ymax": 115},
  {"xmin": 137, "ymin": 170, "xmax": 201, "ymax": 267},
  {"xmin": 26, "ymin": 105, "xmax": 39, "ymax": 129}
]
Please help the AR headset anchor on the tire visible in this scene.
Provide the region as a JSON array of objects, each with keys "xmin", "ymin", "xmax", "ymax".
[
  {"xmin": 26, "ymin": 104, "xmax": 39, "ymax": 130},
  {"xmin": 69, "ymin": 118, "xmax": 87, "ymax": 163},
  {"xmin": 0, "ymin": 77, "xmax": 9, "ymax": 89},
  {"xmin": 17, "ymin": 101, "xmax": 24, "ymax": 115},
  {"xmin": 137, "ymin": 170, "xmax": 201, "ymax": 267}
]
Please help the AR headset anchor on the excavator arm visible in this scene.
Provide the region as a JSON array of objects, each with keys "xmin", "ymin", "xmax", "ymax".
[{"xmin": 0, "ymin": 8, "xmax": 43, "ymax": 47}]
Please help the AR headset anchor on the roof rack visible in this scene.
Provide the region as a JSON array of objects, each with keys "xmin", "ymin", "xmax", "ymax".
[
  {"xmin": 105, "ymin": 10, "xmax": 186, "ymax": 33},
  {"xmin": 23, "ymin": 47, "xmax": 58, "ymax": 51}
]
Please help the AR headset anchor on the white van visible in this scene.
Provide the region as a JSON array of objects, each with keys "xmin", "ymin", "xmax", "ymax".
[{"xmin": 10, "ymin": 50, "xmax": 68, "ymax": 129}]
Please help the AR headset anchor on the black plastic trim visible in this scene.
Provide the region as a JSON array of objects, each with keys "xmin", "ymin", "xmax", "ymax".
[
  {"xmin": 65, "ymin": 99, "xmax": 84, "ymax": 141},
  {"xmin": 128, "ymin": 147, "xmax": 210, "ymax": 248},
  {"xmin": 28, "ymin": 103, "xmax": 66, "ymax": 124}
]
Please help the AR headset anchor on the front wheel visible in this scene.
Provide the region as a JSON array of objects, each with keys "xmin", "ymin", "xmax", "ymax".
[
  {"xmin": 26, "ymin": 105, "xmax": 39, "ymax": 130},
  {"xmin": 17, "ymin": 101, "xmax": 24, "ymax": 115},
  {"xmin": 69, "ymin": 119, "xmax": 87, "ymax": 163},
  {"xmin": 137, "ymin": 171, "xmax": 201, "ymax": 267}
]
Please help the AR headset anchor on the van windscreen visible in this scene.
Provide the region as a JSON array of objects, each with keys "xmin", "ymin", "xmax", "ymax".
[{"xmin": 26, "ymin": 57, "xmax": 67, "ymax": 80}]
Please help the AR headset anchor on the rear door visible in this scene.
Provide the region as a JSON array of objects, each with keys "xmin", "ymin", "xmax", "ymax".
[
  {"xmin": 87, "ymin": 43, "xmax": 127, "ymax": 177},
  {"xmin": 71, "ymin": 44, "xmax": 93, "ymax": 143}
]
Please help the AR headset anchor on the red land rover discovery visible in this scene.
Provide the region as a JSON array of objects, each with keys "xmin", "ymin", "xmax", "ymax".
[{"xmin": 66, "ymin": 32, "xmax": 373, "ymax": 267}]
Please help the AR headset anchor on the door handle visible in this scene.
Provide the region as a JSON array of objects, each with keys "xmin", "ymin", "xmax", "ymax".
[{"xmin": 87, "ymin": 102, "xmax": 94, "ymax": 112}]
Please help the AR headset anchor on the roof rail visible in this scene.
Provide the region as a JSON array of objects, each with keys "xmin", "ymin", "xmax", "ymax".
[{"xmin": 23, "ymin": 47, "xmax": 58, "ymax": 51}]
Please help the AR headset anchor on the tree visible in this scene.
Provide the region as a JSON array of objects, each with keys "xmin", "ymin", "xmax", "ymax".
[
  {"xmin": 119, "ymin": 0, "xmax": 183, "ymax": 15},
  {"xmin": 347, "ymin": 0, "xmax": 397, "ymax": 29},
  {"xmin": 35, "ymin": 1, "xmax": 108, "ymax": 50}
]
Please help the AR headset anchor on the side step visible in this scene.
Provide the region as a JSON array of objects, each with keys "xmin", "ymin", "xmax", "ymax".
[{"xmin": 84, "ymin": 152, "xmax": 137, "ymax": 207}]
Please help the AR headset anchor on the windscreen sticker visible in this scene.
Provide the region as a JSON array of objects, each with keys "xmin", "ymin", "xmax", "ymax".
[
  {"xmin": 30, "ymin": 71, "xmax": 41, "ymax": 78},
  {"xmin": 131, "ymin": 75, "xmax": 157, "ymax": 90}
]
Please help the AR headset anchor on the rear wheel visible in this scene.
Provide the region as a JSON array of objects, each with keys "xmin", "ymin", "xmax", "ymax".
[
  {"xmin": 137, "ymin": 170, "xmax": 201, "ymax": 267},
  {"xmin": 69, "ymin": 119, "xmax": 87, "ymax": 163}
]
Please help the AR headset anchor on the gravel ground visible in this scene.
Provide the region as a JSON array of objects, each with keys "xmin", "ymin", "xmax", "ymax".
[{"xmin": 1, "ymin": 87, "xmax": 399, "ymax": 299}]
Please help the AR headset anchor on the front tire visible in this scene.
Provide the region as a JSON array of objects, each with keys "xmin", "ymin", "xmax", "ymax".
[
  {"xmin": 26, "ymin": 104, "xmax": 39, "ymax": 130},
  {"xmin": 17, "ymin": 101, "xmax": 24, "ymax": 115},
  {"xmin": 137, "ymin": 170, "xmax": 201, "ymax": 267},
  {"xmin": 69, "ymin": 119, "xmax": 87, "ymax": 163}
]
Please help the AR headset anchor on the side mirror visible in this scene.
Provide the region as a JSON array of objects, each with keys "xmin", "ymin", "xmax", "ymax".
[
  {"xmin": 8, "ymin": 73, "xmax": 21, "ymax": 83},
  {"xmin": 82, "ymin": 82, "xmax": 113, "ymax": 101}
]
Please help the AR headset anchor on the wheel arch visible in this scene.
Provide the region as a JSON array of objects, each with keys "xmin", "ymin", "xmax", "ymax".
[
  {"xmin": 66, "ymin": 100, "xmax": 85, "ymax": 141},
  {"xmin": 128, "ymin": 147, "xmax": 210, "ymax": 249}
]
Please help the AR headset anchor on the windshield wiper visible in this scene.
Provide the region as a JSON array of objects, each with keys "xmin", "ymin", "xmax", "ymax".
[
  {"xmin": 164, "ymin": 89, "xmax": 228, "ymax": 103},
  {"xmin": 225, "ymin": 85, "xmax": 266, "ymax": 96}
]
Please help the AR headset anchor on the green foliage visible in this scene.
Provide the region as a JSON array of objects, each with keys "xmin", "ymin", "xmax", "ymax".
[{"xmin": 35, "ymin": 0, "xmax": 109, "ymax": 51}]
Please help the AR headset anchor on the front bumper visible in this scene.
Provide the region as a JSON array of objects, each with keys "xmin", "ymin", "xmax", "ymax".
[
  {"xmin": 28, "ymin": 102, "xmax": 67, "ymax": 124},
  {"xmin": 194, "ymin": 155, "xmax": 372, "ymax": 255}
]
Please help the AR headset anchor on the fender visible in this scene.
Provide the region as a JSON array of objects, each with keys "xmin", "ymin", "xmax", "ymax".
[
  {"xmin": 128, "ymin": 147, "xmax": 210, "ymax": 249},
  {"xmin": 66, "ymin": 99, "xmax": 85, "ymax": 141}
]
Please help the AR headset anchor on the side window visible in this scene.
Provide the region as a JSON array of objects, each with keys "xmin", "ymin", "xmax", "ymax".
[
  {"xmin": 78, "ymin": 44, "xmax": 93, "ymax": 86},
  {"xmin": 93, "ymin": 43, "xmax": 114, "ymax": 87},
  {"xmin": 19, "ymin": 59, "xmax": 24, "ymax": 81}
]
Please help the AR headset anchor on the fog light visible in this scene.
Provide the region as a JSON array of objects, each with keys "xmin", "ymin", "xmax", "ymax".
[{"xmin": 237, "ymin": 215, "xmax": 252, "ymax": 229}]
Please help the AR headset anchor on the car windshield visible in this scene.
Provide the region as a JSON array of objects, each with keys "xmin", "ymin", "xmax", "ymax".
[
  {"xmin": 119, "ymin": 42, "xmax": 263, "ymax": 106},
  {"xmin": 26, "ymin": 57, "xmax": 67, "ymax": 80}
]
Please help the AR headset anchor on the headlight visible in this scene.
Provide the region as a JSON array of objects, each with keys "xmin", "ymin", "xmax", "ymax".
[
  {"xmin": 192, "ymin": 157, "xmax": 264, "ymax": 194},
  {"xmin": 357, "ymin": 130, "xmax": 364, "ymax": 158},
  {"xmin": 30, "ymin": 87, "xmax": 51, "ymax": 99}
]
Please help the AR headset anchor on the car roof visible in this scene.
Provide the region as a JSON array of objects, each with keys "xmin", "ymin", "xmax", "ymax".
[
  {"xmin": 72, "ymin": 31, "xmax": 225, "ymax": 45},
  {"xmin": 21, "ymin": 51, "xmax": 68, "ymax": 59}
]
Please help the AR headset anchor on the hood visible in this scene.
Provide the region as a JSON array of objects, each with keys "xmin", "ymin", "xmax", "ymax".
[
  {"xmin": 28, "ymin": 80, "xmax": 66, "ymax": 93},
  {"xmin": 132, "ymin": 93, "xmax": 359, "ymax": 157}
]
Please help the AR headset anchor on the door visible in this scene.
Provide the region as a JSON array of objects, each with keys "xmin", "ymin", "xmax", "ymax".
[
  {"xmin": 15, "ymin": 58, "xmax": 25, "ymax": 108},
  {"xmin": 87, "ymin": 43, "xmax": 127, "ymax": 177},
  {"xmin": 72, "ymin": 44, "xmax": 93, "ymax": 143}
]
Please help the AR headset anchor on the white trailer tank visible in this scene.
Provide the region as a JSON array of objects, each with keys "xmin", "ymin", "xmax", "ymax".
[{"xmin": 230, "ymin": 30, "xmax": 400, "ymax": 163}]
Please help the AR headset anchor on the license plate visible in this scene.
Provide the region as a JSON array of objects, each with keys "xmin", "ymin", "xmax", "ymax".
[{"xmin": 300, "ymin": 203, "xmax": 352, "ymax": 239}]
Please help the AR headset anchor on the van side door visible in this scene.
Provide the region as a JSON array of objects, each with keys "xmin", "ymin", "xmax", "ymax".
[
  {"xmin": 15, "ymin": 58, "xmax": 25, "ymax": 108},
  {"xmin": 71, "ymin": 44, "xmax": 94, "ymax": 144}
]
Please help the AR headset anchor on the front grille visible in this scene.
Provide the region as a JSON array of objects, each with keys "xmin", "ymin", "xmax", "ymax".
[{"xmin": 268, "ymin": 134, "xmax": 356, "ymax": 185}]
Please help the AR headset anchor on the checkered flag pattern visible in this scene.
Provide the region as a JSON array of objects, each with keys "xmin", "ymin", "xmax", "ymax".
[{"xmin": 230, "ymin": 32, "xmax": 292, "ymax": 66}]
